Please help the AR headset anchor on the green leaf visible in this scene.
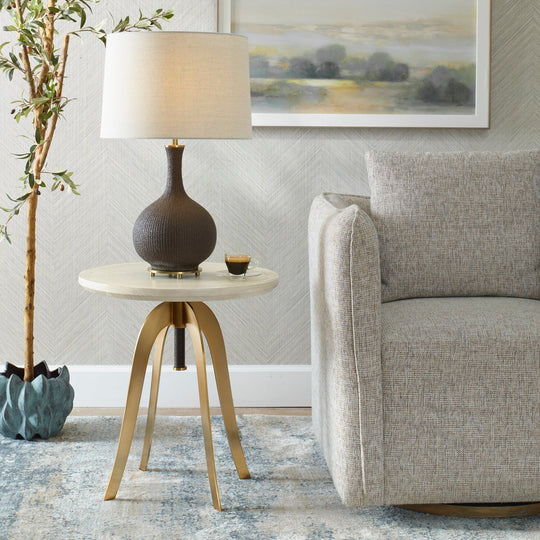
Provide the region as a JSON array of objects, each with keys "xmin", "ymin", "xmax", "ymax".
[
  {"xmin": 135, "ymin": 20, "xmax": 151, "ymax": 29},
  {"xmin": 35, "ymin": 127, "xmax": 41, "ymax": 143},
  {"xmin": 60, "ymin": 171, "xmax": 80, "ymax": 195},
  {"xmin": 13, "ymin": 151, "xmax": 31, "ymax": 159},
  {"xmin": 92, "ymin": 18, "xmax": 107, "ymax": 33},
  {"xmin": 31, "ymin": 96, "xmax": 51, "ymax": 104},
  {"xmin": 79, "ymin": 8, "xmax": 86, "ymax": 29},
  {"xmin": 19, "ymin": 28, "xmax": 36, "ymax": 45},
  {"xmin": 3, "ymin": 229, "xmax": 12, "ymax": 244},
  {"xmin": 7, "ymin": 192, "xmax": 31, "ymax": 203},
  {"xmin": 9, "ymin": 52, "xmax": 19, "ymax": 66}
]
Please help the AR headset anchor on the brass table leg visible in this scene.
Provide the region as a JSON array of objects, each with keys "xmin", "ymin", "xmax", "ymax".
[
  {"xmin": 140, "ymin": 325, "xmax": 169, "ymax": 471},
  {"xmin": 189, "ymin": 302, "xmax": 250, "ymax": 480},
  {"xmin": 104, "ymin": 300, "xmax": 249, "ymax": 511},
  {"xmin": 185, "ymin": 303, "xmax": 222, "ymax": 511},
  {"xmin": 103, "ymin": 302, "xmax": 172, "ymax": 501}
]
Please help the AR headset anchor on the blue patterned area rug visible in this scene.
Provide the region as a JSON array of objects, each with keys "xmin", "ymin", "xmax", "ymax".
[{"xmin": 0, "ymin": 415, "xmax": 538, "ymax": 540}]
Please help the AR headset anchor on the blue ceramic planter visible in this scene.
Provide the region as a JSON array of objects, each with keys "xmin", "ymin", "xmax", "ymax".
[{"xmin": 0, "ymin": 361, "xmax": 74, "ymax": 440}]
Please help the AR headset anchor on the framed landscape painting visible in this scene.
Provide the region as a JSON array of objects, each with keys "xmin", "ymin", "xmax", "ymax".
[{"xmin": 218, "ymin": 0, "xmax": 491, "ymax": 128}]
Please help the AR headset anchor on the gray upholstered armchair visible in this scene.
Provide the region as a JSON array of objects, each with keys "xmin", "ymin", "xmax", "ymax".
[{"xmin": 308, "ymin": 150, "xmax": 540, "ymax": 516}]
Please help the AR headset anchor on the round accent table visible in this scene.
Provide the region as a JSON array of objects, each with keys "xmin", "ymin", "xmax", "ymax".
[{"xmin": 79, "ymin": 262, "xmax": 279, "ymax": 511}]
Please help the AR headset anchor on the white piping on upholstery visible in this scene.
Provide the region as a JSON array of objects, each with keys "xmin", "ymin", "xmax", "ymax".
[{"xmin": 348, "ymin": 206, "xmax": 367, "ymax": 497}]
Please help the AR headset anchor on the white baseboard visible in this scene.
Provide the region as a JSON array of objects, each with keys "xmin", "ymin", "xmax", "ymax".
[{"xmin": 69, "ymin": 365, "xmax": 312, "ymax": 408}]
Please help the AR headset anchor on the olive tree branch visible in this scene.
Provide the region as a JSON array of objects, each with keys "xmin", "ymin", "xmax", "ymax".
[
  {"xmin": 14, "ymin": 0, "xmax": 37, "ymax": 98},
  {"xmin": 36, "ymin": 34, "xmax": 69, "ymax": 172},
  {"xmin": 36, "ymin": 0, "xmax": 57, "ymax": 90}
]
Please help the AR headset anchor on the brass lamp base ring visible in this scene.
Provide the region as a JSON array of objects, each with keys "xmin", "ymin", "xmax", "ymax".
[
  {"xmin": 149, "ymin": 267, "xmax": 201, "ymax": 279},
  {"xmin": 399, "ymin": 502, "xmax": 540, "ymax": 518}
]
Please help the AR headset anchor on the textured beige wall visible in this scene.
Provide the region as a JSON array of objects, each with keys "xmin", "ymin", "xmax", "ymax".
[{"xmin": 0, "ymin": 0, "xmax": 538, "ymax": 367}]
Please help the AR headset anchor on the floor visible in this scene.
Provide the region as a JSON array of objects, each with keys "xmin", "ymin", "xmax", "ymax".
[{"xmin": 71, "ymin": 407, "xmax": 312, "ymax": 416}]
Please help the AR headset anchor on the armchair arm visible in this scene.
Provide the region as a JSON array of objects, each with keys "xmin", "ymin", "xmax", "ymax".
[{"xmin": 308, "ymin": 193, "xmax": 384, "ymax": 505}]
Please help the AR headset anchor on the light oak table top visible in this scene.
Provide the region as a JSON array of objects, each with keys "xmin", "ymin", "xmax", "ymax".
[{"xmin": 78, "ymin": 262, "xmax": 279, "ymax": 302}]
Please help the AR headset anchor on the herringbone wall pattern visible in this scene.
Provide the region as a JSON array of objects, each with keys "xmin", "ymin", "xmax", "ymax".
[{"xmin": 0, "ymin": 0, "xmax": 538, "ymax": 367}]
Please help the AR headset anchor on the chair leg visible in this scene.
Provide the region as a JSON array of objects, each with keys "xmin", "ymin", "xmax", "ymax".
[
  {"xmin": 189, "ymin": 302, "xmax": 250, "ymax": 480},
  {"xmin": 140, "ymin": 325, "xmax": 169, "ymax": 471},
  {"xmin": 184, "ymin": 303, "xmax": 222, "ymax": 511},
  {"xmin": 104, "ymin": 302, "xmax": 172, "ymax": 501}
]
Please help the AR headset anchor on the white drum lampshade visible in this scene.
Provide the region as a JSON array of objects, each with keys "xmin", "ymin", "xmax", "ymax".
[{"xmin": 101, "ymin": 32, "xmax": 252, "ymax": 139}]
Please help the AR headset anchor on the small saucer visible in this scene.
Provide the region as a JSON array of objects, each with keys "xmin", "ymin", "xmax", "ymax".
[{"xmin": 216, "ymin": 269, "xmax": 261, "ymax": 278}]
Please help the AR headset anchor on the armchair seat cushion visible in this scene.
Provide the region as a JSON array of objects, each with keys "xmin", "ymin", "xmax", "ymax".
[{"xmin": 381, "ymin": 296, "xmax": 540, "ymax": 503}]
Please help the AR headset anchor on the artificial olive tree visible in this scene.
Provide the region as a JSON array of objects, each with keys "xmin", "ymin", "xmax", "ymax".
[{"xmin": 0, "ymin": 1, "xmax": 173, "ymax": 382}]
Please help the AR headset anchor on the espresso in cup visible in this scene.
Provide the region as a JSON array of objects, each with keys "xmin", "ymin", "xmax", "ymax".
[{"xmin": 225, "ymin": 253, "xmax": 251, "ymax": 275}]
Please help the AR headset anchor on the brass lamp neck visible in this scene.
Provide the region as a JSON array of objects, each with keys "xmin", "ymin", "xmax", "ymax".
[{"xmin": 169, "ymin": 139, "xmax": 184, "ymax": 148}]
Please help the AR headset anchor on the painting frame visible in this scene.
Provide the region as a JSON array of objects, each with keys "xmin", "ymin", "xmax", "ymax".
[{"xmin": 218, "ymin": 0, "xmax": 491, "ymax": 128}]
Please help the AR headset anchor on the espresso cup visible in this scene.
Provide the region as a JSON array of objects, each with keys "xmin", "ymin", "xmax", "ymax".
[{"xmin": 225, "ymin": 253, "xmax": 251, "ymax": 276}]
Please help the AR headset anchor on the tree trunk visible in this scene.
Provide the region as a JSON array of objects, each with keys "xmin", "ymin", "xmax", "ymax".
[
  {"xmin": 20, "ymin": 6, "xmax": 66, "ymax": 382},
  {"xmin": 23, "ymin": 186, "xmax": 38, "ymax": 382},
  {"xmin": 19, "ymin": 0, "xmax": 61, "ymax": 382}
]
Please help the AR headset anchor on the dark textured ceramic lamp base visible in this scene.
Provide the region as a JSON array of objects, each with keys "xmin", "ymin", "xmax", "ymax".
[{"xmin": 133, "ymin": 145, "xmax": 216, "ymax": 273}]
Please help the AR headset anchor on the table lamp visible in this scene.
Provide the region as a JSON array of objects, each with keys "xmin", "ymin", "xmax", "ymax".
[{"xmin": 101, "ymin": 32, "xmax": 252, "ymax": 276}]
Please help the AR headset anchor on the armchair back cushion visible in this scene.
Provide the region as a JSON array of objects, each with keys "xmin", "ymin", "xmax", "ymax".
[{"xmin": 366, "ymin": 150, "xmax": 540, "ymax": 302}]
